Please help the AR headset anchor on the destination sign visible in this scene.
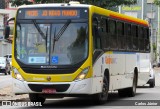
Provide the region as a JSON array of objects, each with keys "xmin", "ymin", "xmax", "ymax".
[
  {"xmin": 17, "ymin": 8, "xmax": 89, "ymax": 19},
  {"xmin": 26, "ymin": 10, "xmax": 78, "ymax": 17}
]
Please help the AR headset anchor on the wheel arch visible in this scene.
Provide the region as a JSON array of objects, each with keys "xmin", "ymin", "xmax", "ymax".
[
  {"xmin": 134, "ymin": 67, "xmax": 138, "ymax": 85},
  {"xmin": 104, "ymin": 69, "xmax": 110, "ymax": 87},
  {"xmin": 134, "ymin": 67, "xmax": 138, "ymax": 78}
]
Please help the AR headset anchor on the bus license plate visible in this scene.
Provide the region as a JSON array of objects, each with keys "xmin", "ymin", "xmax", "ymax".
[{"xmin": 42, "ymin": 88, "xmax": 56, "ymax": 94}]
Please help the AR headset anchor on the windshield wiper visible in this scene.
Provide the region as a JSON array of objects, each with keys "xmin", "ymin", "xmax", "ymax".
[
  {"xmin": 32, "ymin": 20, "xmax": 46, "ymax": 39},
  {"xmin": 52, "ymin": 20, "xmax": 71, "ymax": 52},
  {"xmin": 52, "ymin": 28, "xmax": 56, "ymax": 52},
  {"xmin": 45, "ymin": 27, "xmax": 48, "ymax": 52},
  {"xmin": 54, "ymin": 20, "xmax": 71, "ymax": 41},
  {"xmin": 32, "ymin": 20, "xmax": 48, "ymax": 52}
]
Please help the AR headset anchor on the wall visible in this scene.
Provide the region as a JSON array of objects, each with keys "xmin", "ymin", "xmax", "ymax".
[
  {"xmin": 0, "ymin": 1, "xmax": 16, "ymax": 57},
  {"xmin": 0, "ymin": 40, "xmax": 12, "ymax": 57}
]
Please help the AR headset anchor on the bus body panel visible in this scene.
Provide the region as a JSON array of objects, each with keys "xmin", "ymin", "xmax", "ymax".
[
  {"xmin": 137, "ymin": 53, "xmax": 150, "ymax": 86},
  {"xmin": 125, "ymin": 53, "xmax": 137, "ymax": 75},
  {"xmin": 93, "ymin": 52, "xmax": 136, "ymax": 91},
  {"xmin": 109, "ymin": 52, "xmax": 125, "ymax": 76},
  {"xmin": 13, "ymin": 78, "xmax": 93, "ymax": 94}
]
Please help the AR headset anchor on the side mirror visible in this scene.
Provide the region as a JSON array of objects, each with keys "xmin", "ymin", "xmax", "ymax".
[
  {"xmin": 4, "ymin": 17, "xmax": 15, "ymax": 39},
  {"xmin": 93, "ymin": 49, "xmax": 104, "ymax": 63},
  {"xmin": 5, "ymin": 25, "xmax": 10, "ymax": 39}
]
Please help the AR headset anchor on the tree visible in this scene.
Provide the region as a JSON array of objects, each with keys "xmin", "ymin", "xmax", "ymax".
[
  {"xmin": 154, "ymin": 0, "xmax": 160, "ymax": 6},
  {"xmin": 9, "ymin": 0, "xmax": 33, "ymax": 7},
  {"xmin": 84, "ymin": 0, "xmax": 137, "ymax": 10},
  {"xmin": 153, "ymin": 43, "xmax": 157, "ymax": 61},
  {"xmin": 9, "ymin": 0, "xmax": 137, "ymax": 11},
  {"xmin": 9, "ymin": 0, "xmax": 65, "ymax": 7}
]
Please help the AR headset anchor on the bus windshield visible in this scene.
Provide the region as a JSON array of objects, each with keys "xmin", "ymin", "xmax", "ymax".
[{"xmin": 15, "ymin": 20, "xmax": 88, "ymax": 65}]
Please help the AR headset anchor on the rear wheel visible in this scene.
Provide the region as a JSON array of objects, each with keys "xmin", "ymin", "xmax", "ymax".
[
  {"xmin": 127, "ymin": 73, "xmax": 137, "ymax": 97},
  {"xmin": 29, "ymin": 94, "xmax": 46, "ymax": 105},
  {"xmin": 149, "ymin": 78, "xmax": 155, "ymax": 88},
  {"xmin": 118, "ymin": 73, "xmax": 137, "ymax": 97},
  {"xmin": 92, "ymin": 76, "xmax": 109, "ymax": 104}
]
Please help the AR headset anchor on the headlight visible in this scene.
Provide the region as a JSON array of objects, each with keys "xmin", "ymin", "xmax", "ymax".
[
  {"xmin": 13, "ymin": 67, "xmax": 24, "ymax": 81},
  {"xmin": 75, "ymin": 67, "xmax": 89, "ymax": 81}
]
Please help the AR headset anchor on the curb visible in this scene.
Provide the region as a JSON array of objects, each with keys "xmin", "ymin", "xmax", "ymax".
[{"xmin": 0, "ymin": 86, "xmax": 28, "ymax": 101}]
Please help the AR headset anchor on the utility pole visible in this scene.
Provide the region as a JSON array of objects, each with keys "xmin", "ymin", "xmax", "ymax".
[
  {"xmin": 141, "ymin": 0, "xmax": 144, "ymax": 19},
  {"xmin": 157, "ymin": 6, "xmax": 160, "ymax": 62},
  {"xmin": 150, "ymin": 2, "xmax": 155, "ymax": 63}
]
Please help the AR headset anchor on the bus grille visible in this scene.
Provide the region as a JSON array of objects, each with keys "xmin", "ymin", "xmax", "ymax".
[
  {"xmin": 22, "ymin": 68, "xmax": 78, "ymax": 74},
  {"xmin": 28, "ymin": 84, "xmax": 70, "ymax": 92}
]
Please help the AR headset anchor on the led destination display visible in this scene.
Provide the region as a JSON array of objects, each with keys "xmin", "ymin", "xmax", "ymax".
[{"xmin": 17, "ymin": 8, "xmax": 88, "ymax": 19}]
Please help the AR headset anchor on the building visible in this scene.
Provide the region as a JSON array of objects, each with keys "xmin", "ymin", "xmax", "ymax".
[
  {"xmin": 0, "ymin": 0, "xmax": 17, "ymax": 57},
  {"xmin": 119, "ymin": 0, "xmax": 160, "ymax": 63}
]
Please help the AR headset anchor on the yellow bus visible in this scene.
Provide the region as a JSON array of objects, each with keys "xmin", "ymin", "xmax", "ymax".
[{"xmin": 5, "ymin": 2, "xmax": 150, "ymax": 104}]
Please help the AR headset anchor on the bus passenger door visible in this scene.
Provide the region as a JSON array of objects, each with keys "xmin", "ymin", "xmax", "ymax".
[{"xmin": 92, "ymin": 17, "xmax": 104, "ymax": 93}]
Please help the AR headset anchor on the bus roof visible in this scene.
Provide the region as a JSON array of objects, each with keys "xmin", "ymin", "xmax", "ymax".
[
  {"xmin": 18, "ymin": 4, "xmax": 149, "ymax": 26},
  {"xmin": 18, "ymin": 3, "xmax": 91, "ymax": 9}
]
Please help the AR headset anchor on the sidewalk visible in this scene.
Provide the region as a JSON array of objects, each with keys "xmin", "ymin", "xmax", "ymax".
[
  {"xmin": 0, "ymin": 85, "xmax": 28, "ymax": 101},
  {"xmin": 153, "ymin": 67, "xmax": 160, "ymax": 70}
]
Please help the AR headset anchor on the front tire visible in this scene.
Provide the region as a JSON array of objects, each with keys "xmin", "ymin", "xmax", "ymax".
[
  {"xmin": 29, "ymin": 94, "xmax": 45, "ymax": 105},
  {"xmin": 92, "ymin": 76, "xmax": 109, "ymax": 104}
]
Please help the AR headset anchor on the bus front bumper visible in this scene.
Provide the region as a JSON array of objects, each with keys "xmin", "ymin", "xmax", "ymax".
[{"xmin": 12, "ymin": 78, "xmax": 93, "ymax": 95}]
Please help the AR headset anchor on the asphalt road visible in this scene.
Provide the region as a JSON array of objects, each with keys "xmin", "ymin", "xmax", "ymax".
[
  {"xmin": 0, "ymin": 74, "xmax": 11, "ymax": 89},
  {"xmin": 32, "ymin": 69, "xmax": 160, "ymax": 108},
  {"xmin": 0, "ymin": 70, "xmax": 160, "ymax": 109}
]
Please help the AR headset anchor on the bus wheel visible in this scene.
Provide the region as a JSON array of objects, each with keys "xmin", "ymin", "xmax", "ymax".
[
  {"xmin": 118, "ymin": 73, "xmax": 137, "ymax": 97},
  {"xmin": 149, "ymin": 77, "xmax": 155, "ymax": 88},
  {"xmin": 92, "ymin": 76, "xmax": 109, "ymax": 104},
  {"xmin": 127, "ymin": 73, "xmax": 137, "ymax": 97},
  {"xmin": 29, "ymin": 94, "xmax": 45, "ymax": 105}
]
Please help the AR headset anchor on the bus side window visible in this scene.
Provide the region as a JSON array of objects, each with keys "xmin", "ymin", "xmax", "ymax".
[
  {"xmin": 105, "ymin": 18, "xmax": 110, "ymax": 49},
  {"xmin": 144, "ymin": 28, "xmax": 150, "ymax": 52},
  {"xmin": 117, "ymin": 21, "xmax": 125, "ymax": 50},
  {"xmin": 132, "ymin": 25, "xmax": 138, "ymax": 51},
  {"xmin": 125, "ymin": 23, "xmax": 132, "ymax": 50},
  {"xmin": 109, "ymin": 19, "xmax": 117, "ymax": 49},
  {"xmin": 99, "ymin": 17, "xmax": 109, "ymax": 50},
  {"xmin": 92, "ymin": 18, "xmax": 101, "ymax": 50},
  {"xmin": 139, "ymin": 27, "xmax": 144, "ymax": 51}
]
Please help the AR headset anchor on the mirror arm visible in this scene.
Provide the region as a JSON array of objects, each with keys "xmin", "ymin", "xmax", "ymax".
[{"xmin": 7, "ymin": 17, "xmax": 15, "ymax": 25}]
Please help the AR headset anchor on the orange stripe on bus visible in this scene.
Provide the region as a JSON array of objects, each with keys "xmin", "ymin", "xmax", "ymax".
[{"xmin": 110, "ymin": 14, "xmax": 148, "ymax": 27}]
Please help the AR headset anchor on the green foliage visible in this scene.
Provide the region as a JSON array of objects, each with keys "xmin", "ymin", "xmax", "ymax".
[
  {"xmin": 9, "ymin": 0, "xmax": 137, "ymax": 10},
  {"xmin": 85, "ymin": 0, "xmax": 137, "ymax": 9},
  {"xmin": 153, "ymin": 43, "xmax": 157, "ymax": 52},
  {"xmin": 152, "ymin": 43, "xmax": 157, "ymax": 61},
  {"xmin": 9, "ymin": 0, "xmax": 33, "ymax": 7},
  {"xmin": 9, "ymin": 0, "xmax": 62, "ymax": 7},
  {"xmin": 154, "ymin": 0, "xmax": 160, "ymax": 6}
]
